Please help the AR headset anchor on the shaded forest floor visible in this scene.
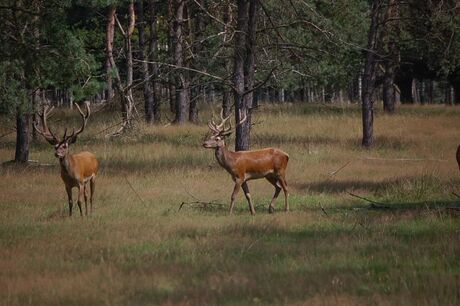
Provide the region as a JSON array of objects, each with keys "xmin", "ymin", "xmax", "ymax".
[{"xmin": 1, "ymin": 103, "xmax": 460, "ymax": 305}]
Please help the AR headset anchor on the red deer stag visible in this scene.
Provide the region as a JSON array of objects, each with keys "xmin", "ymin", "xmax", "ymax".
[
  {"xmin": 203, "ymin": 111, "xmax": 289, "ymax": 215},
  {"xmin": 34, "ymin": 102, "xmax": 99, "ymax": 217}
]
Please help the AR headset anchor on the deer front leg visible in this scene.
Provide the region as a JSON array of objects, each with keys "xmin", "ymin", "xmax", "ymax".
[
  {"xmin": 65, "ymin": 185, "xmax": 73, "ymax": 217},
  {"xmin": 229, "ymin": 180, "xmax": 242, "ymax": 215},
  {"xmin": 241, "ymin": 182, "xmax": 256, "ymax": 215},
  {"xmin": 83, "ymin": 183, "xmax": 88, "ymax": 216},
  {"xmin": 77, "ymin": 183, "xmax": 84, "ymax": 217}
]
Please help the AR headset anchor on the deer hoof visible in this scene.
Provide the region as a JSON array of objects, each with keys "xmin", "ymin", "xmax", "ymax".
[{"xmin": 268, "ymin": 206, "xmax": 275, "ymax": 214}]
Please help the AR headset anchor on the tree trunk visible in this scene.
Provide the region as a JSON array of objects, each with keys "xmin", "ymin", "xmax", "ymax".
[
  {"xmin": 172, "ymin": 0, "xmax": 189, "ymax": 124},
  {"xmin": 221, "ymin": 2, "xmax": 232, "ymax": 118},
  {"xmin": 15, "ymin": 112, "xmax": 29, "ymax": 163},
  {"xmin": 122, "ymin": 1, "xmax": 135, "ymax": 126},
  {"xmin": 148, "ymin": 0, "xmax": 160, "ymax": 122},
  {"xmin": 136, "ymin": 0, "xmax": 155, "ymax": 124},
  {"xmin": 105, "ymin": 5, "xmax": 116, "ymax": 102},
  {"xmin": 238, "ymin": 0, "xmax": 258, "ymax": 150},
  {"xmin": 188, "ymin": 0, "xmax": 203, "ymax": 123},
  {"xmin": 382, "ymin": 69, "xmax": 395, "ymax": 113},
  {"xmin": 382, "ymin": 0, "xmax": 399, "ymax": 113},
  {"xmin": 362, "ymin": 0, "xmax": 381, "ymax": 148},
  {"xmin": 234, "ymin": 0, "xmax": 249, "ymax": 151}
]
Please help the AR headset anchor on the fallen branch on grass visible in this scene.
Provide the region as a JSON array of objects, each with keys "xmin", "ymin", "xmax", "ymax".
[
  {"xmin": 178, "ymin": 201, "xmax": 226, "ymax": 211},
  {"xmin": 329, "ymin": 160, "xmax": 353, "ymax": 177},
  {"xmin": 452, "ymin": 192, "xmax": 460, "ymax": 199},
  {"xmin": 347, "ymin": 192, "xmax": 391, "ymax": 209},
  {"xmin": 124, "ymin": 175, "xmax": 145, "ymax": 204}
]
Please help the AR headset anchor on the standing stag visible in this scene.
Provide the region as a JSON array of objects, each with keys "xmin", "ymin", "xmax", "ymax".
[
  {"xmin": 34, "ymin": 102, "xmax": 99, "ymax": 217},
  {"xmin": 203, "ymin": 111, "xmax": 289, "ymax": 215}
]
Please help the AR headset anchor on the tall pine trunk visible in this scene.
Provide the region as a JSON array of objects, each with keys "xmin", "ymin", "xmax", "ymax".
[
  {"xmin": 15, "ymin": 112, "xmax": 29, "ymax": 163},
  {"xmin": 362, "ymin": 0, "xmax": 381, "ymax": 148},
  {"xmin": 136, "ymin": 0, "xmax": 155, "ymax": 124},
  {"xmin": 105, "ymin": 5, "xmax": 116, "ymax": 103},
  {"xmin": 172, "ymin": 0, "xmax": 189, "ymax": 124},
  {"xmin": 234, "ymin": 0, "xmax": 249, "ymax": 151},
  {"xmin": 148, "ymin": 0, "xmax": 160, "ymax": 121}
]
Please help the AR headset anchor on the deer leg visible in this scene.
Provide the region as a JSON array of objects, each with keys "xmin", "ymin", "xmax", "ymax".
[
  {"xmin": 83, "ymin": 183, "xmax": 88, "ymax": 216},
  {"xmin": 266, "ymin": 177, "xmax": 281, "ymax": 214},
  {"xmin": 77, "ymin": 183, "xmax": 84, "ymax": 217},
  {"xmin": 241, "ymin": 182, "xmax": 256, "ymax": 215},
  {"xmin": 279, "ymin": 177, "xmax": 289, "ymax": 212},
  {"xmin": 65, "ymin": 185, "xmax": 73, "ymax": 217},
  {"xmin": 90, "ymin": 176, "xmax": 95, "ymax": 214},
  {"xmin": 229, "ymin": 180, "xmax": 242, "ymax": 215}
]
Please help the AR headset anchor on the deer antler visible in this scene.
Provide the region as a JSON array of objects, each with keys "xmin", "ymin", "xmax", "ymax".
[
  {"xmin": 63, "ymin": 102, "xmax": 91, "ymax": 144},
  {"xmin": 34, "ymin": 104, "xmax": 60, "ymax": 145},
  {"xmin": 208, "ymin": 108, "xmax": 232, "ymax": 135}
]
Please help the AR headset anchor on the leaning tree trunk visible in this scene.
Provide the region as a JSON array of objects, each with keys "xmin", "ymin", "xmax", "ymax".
[
  {"xmin": 172, "ymin": 0, "xmax": 189, "ymax": 124},
  {"xmin": 105, "ymin": 5, "xmax": 116, "ymax": 103},
  {"xmin": 234, "ymin": 0, "xmax": 249, "ymax": 151},
  {"xmin": 362, "ymin": 0, "xmax": 381, "ymax": 148},
  {"xmin": 15, "ymin": 112, "xmax": 29, "ymax": 163},
  {"xmin": 136, "ymin": 0, "xmax": 155, "ymax": 124},
  {"xmin": 107, "ymin": 2, "xmax": 136, "ymax": 136}
]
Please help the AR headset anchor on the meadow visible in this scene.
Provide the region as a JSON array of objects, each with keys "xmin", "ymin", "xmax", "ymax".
[{"xmin": 1, "ymin": 102, "xmax": 459, "ymax": 305}]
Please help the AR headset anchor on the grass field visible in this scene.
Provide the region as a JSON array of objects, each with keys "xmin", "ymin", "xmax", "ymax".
[{"xmin": 1, "ymin": 102, "xmax": 460, "ymax": 305}]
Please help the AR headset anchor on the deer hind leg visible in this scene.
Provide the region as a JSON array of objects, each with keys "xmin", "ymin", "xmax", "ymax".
[
  {"xmin": 89, "ymin": 176, "xmax": 95, "ymax": 214},
  {"xmin": 229, "ymin": 180, "xmax": 242, "ymax": 215},
  {"xmin": 66, "ymin": 185, "xmax": 73, "ymax": 217},
  {"xmin": 278, "ymin": 177, "xmax": 289, "ymax": 212},
  {"xmin": 266, "ymin": 176, "xmax": 281, "ymax": 214},
  {"xmin": 77, "ymin": 183, "xmax": 84, "ymax": 217},
  {"xmin": 241, "ymin": 182, "xmax": 256, "ymax": 215}
]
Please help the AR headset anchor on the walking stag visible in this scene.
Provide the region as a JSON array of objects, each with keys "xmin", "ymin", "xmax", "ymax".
[{"xmin": 203, "ymin": 111, "xmax": 289, "ymax": 215}]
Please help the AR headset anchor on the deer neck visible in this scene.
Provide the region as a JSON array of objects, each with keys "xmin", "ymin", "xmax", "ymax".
[
  {"xmin": 215, "ymin": 145, "xmax": 234, "ymax": 171},
  {"xmin": 58, "ymin": 153, "xmax": 74, "ymax": 176}
]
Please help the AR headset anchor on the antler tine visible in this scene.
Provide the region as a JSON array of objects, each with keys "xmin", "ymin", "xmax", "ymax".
[
  {"xmin": 207, "ymin": 121, "xmax": 220, "ymax": 134},
  {"xmin": 216, "ymin": 108, "xmax": 231, "ymax": 130},
  {"xmin": 70, "ymin": 102, "xmax": 90, "ymax": 138},
  {"xmin": 34, "ymin": 104, "xmax": 59, "ymax": 144}
]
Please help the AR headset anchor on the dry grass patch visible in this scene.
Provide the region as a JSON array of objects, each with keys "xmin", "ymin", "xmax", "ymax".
[{"xmin": 1, "ymin": 103, "xmax": 460, "ymax": 305}]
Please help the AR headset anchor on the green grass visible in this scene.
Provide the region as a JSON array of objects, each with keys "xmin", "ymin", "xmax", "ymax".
[{"xmin": 1, "ymin": 102, "xmax": 460, "ymax": 305}]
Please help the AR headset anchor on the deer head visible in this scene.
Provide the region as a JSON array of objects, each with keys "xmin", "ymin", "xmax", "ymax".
[
  {"xmin": 34, "ymin": 102, "xmax": 91, "ymax": 159},
  {"xmin": 202, "ymin": 109, "xmax": 247, "ymax": 149}
]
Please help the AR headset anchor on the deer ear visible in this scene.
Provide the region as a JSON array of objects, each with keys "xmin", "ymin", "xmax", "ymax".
[{"xmin": 221, "ymin": 131, "xmax": 232, "ymax": 137}]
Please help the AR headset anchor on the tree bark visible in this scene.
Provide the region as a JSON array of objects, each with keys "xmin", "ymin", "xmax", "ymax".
[
  {"xmin": 15, "ymin": 112, "xmax": 29, "ymax": 163},
  {"xmin": 234, "ymin": 0, "xmax": 249, "ymax": 151},
  {"xmin": 172, "ymin": 0, "xmax": 190, "ymax": 124},
  {"xmin": 362, "ymin": 0, "xmax": 382, "ymax": 148},
  {"xmin": 148, "ymin": 0, "xmax": 160, "ymax": 121},
  {"xmin": 105, "ymin": 5, "xmax": 116, "ymax": 102},
  {"xmin": 382, "ymin": 0, "xmax": 399, "ymax": 113},
  {"xmin": 239, "ymin": 0, "xmax": 258, "ymax": 148},
  {"xmin": 136, "ymin": 0, "xmax": 155, "ymax": 124}
]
